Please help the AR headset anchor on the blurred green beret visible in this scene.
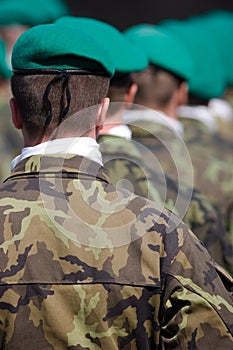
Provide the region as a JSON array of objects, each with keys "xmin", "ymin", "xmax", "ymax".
[
  {"xmin": 0, "ymin": 38, "xmax": 11, "ymax": 79},
  {"xmin": 186, "ymin": 10, "xmax": 233, "ymax": 87},
  {"xmin": 0, "ymin": 0, "xmax": 70, "ymax": 26},
  {"xmin": 55, "ymin": 16, "xmax": 149, "ymax": 75},
  {"xmin": 160, "ymin": 19, "xmax": 227, "ymax": 99},
  {"xmin": 11, "ymin": 23, "xmax": 115, "ymax": 77},
  {"xmin": 124, "ymin": 24, "xmax": 194, "ymax": 82}
]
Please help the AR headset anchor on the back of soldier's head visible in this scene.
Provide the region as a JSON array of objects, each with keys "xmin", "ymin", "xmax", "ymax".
[
  {"xmin": 11, "ymin": 74, "xmax": 110, "ymax": 137},
  {"xmin": 10, "ymin": 22, "xmax": 115, "ymax": 139},
  {"xmin": 124, "ymin": 24, "xmax": 194, "ymax": 110},
  {"xmin": 132, "ymin": 65, "xmax": 185, "ymax": 108}
]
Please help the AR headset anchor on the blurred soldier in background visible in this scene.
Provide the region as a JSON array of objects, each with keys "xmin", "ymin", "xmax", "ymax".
[
  {"xmin": 125, "ymin": 23, "xmax": 233, "ymax": 245},
  {"xmin": 53, "ymin": 17, "xmax": 233, "ymax": 274},
  {"xmin": 0, "ymin": 0, "xmax": 71, "ymax": 181},
  {"xmin": 159, "ymin": 17, "xmax": 232, "ymax": 163},
  {"xmin": 124, "ymin": 24, "xmax": 194, "ymax": 183},
  {"xmin": 158, "ymin": 17, "xmax": 233, "ymax": 239}
]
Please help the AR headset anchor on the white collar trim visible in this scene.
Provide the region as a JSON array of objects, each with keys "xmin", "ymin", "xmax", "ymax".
[
  {"xmin": 11, "ymin": 137, "xmax": 103, "ymax": 171},
  {"xmin": 105, "ymin": 124, "xmax": 132, "ymax": 139}
]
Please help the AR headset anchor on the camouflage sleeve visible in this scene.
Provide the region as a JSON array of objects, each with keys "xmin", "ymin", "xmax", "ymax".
[
  {"xmin": 183, "ymin": 189, "xmax": 233, "ymax": 276},
  {"xmin": 161, "ymin": 228, "xmax": 233, "ymax": 349},
  {"xmin": 161, "ymin": 276, "xmax": 233, "ymax": 349}
]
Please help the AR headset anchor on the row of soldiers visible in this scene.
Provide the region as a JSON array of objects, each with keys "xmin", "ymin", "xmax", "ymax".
[
  {"xmin": 1, "ymin": 5, "xmax": 232, "ymax": 274},
  {"xmin": 0, "ymin": 2, "xmax": 232, "ymax": 348},
  {"xmin": 0, "ymin": 4, "xmax": 232, "ymax": 268}
]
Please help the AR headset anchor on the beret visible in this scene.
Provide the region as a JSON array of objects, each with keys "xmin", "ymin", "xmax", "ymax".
[
  {"xmin": 11, "ymin": 23, "xmax": 115, "ymax": 77},
  {"xmin": 160, "ymin": 19, "xmax": 227, "ymax": 99},
  {"xmin": 124, "ymin": 24, "xmax": 194, "ymax": 82},
  {"xmin": 0, "ymin": 38, "xmax": 11, "ymax": 79},
  {"xmin": 187, "ymin": 10, "xmax": 233, "ymax": 87},
  {"xmin": 0, "ymin": 0, "xmax": 70, "ymax": 26},
  {"xmin": 55, "ymin": 16, "xmax": 149, "ymax": 75}
]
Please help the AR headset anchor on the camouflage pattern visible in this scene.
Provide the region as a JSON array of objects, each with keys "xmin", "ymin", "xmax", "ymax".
[
  {"xmin": 98, "ymin": 134, "xmax": 233, "ymax": 275},
  {"xmin": 179, "ymin": 117, "xmax": 233, "ymax": 220},
  {"xmin": 127, "ymin": 119, "xmax": 233, "ymax": 235},
  {"xmin": 179, "ymin": 117, "xmax": 213, "ymax": 150},
  {"xmin": 188, "ymin": 149, "xmax": 233, "ymax": 207},
  {"xmin": 180, "ymin": 116, "xmax": 233, "ymax": 165},
  {"xmin": 215, "ymin": 117, "xmax": 233, "ymax": 144},
  {"xmin": 0, "ymin": 154, "xmax": 233, "ymax": 349},
  {"xmin": 128, "ymin": 120, "xmax": 193, "ymax": 183}
]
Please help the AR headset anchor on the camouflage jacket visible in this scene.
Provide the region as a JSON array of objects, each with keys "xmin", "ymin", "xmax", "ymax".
[
  {"xmin": 180, "ymin": 116, "xmax": 233, "ymax": 165},
  {"xmin": 126, "ymin": 119, "xmax": 196, "ymax": 185},
  {"xmin": 98, "ymin": 134, "xmax": 233, "ymax": 275},
  {"xmin": 0, "ymin": 154, "xmax": 233, "ymax": 349},
  {"xmin": 127, "ymin": 119, "xmax": 233, "ymax": 235},
  {"xmin": 179, "ymin": 117, "xmax": 233, "ymax": 224}
]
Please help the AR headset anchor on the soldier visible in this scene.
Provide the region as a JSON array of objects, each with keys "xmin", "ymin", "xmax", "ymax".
[
  {"xmin": 0, "ymin": 22, "xmax": 233, "ymax": 349},
  {"xmin": 124, "ymin": 24, "xmax": 233, "ymax": 243},
  {"xmin": 54, "ymin": 17, "xmax": 233, "ymax": 274},
  {"xmin": 123, "ymin": 24, "xmax": 194, "ymax": 181},
  {"xmin": 158, "ymin": 19, "xmax": 233, "ymax": 237},
  {"xmin": 159, "ymin": 18, "xmax": 233, "ymax": 164}
]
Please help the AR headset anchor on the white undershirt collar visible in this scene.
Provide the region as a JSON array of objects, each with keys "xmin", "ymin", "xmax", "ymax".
[
  {"xmin": 105, "ymin": 124, "xmax": 132, "ymax": 139},
  {"xmin": 177, "ymin": 105, "xmax": 218, "ymax": 134},
  {"xmin": 123, "ymin": 109, "xmax": 184, "ymax": 135},
  {"xmin": 208, "ymin": 98, "xmax": 233, "ymax": 123},
  {"xmin": 11, "ymin": 137, "xmax": 103, "ymax": 171}
]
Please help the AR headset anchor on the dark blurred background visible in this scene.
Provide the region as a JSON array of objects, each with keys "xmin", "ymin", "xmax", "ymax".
[{"xmin": 66, "ymin": 0, "xmax": 233, "ymax": 30}]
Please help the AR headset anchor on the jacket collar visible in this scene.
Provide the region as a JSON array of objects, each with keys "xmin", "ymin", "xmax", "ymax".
[{"xmin": 4, "ymin": 154, "xmax": 111, "ymax": 184}]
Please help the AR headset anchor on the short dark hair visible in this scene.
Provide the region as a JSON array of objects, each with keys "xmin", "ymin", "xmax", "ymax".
[
  {"xmin": 132, "ymin": 65, "xmax": 185, "ymax": 108},
  {"xmin": 11, "ymin": 73, "xmax": 109, "ymax": 138},
  {"xmin": 107, "ymin": 73, "xmax": 134, "ymax": 116}
]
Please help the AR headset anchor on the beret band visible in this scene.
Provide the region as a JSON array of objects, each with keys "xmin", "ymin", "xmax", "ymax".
[{"xmin": 13, "ymin": 68, "xmax": 109, "ymax": 77}]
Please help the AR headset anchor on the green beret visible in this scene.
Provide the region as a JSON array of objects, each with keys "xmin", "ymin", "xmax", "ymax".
[
  {"xmin": 0, "ymin": 0, "xmax": 70, "ymax": 26},
  {"xmin": 0, "ymin": 38, "xmax": 11, "ymax": 79},
  {"xmin": 11, "ymin": 23, "xmax": 115, "ymax": 77},
  {"xmin": 124, "ymin": 24, "xmax": 194, "ymax": 82},
  {"xmin": 187, "ymin": 10, "xmax": 233, "ymax": 87},
  {"xmin": 160, "ymin": 19, "xmax": 227, "ymax": 99},
  {"xmin": 55, "ymin": 17, "xmax": 149, "ymax": 75}
]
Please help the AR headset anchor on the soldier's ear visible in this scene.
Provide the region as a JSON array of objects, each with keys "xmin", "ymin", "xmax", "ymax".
[
  {"xmin": 96, "ymin": 97, "xmax": 110, "ymax": 133},
  {"xmin": 10, "ymin": 98, "xmax": 23, "ymax": 129},
  {"xmin": 177, "ymin": 82, "xmax": 189, "ymax": 106},
  {"xmin": 124, "ymin": 83, "xmax": 138, "ymax": 105}
]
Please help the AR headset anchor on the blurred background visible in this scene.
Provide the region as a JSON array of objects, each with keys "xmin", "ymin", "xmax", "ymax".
[{"xmin": 66, "ymin": 0, "xmax": 233, "ymax": 30}]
